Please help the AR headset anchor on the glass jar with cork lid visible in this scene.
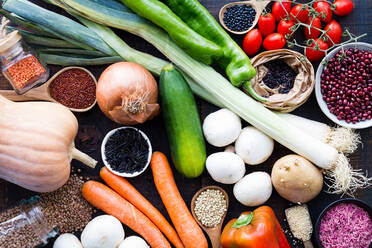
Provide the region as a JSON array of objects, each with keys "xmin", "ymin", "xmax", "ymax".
[{"xmin": 0, "ymin": 29, "xmax": 49, "ymax": 94}]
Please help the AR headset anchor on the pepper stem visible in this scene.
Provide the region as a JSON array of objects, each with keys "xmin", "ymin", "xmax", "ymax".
[
  {"xmin": 232, "ymin": 212, "xmax": 254, "ymax": 228},
  {"xmin": 243, "ymin": 81, "xmax": 267, "ymax": 102}
]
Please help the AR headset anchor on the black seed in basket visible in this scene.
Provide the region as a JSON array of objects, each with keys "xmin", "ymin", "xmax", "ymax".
[
  {"xmin": 263, "ymin": 60, "xmax": 296, "ymax": 94},
  {"xmin": 223, "ymin": 4, "xmax": 256, "ymax": 32},
  {"xmin": 104, "ymin": 128, "xmax": 149, "ymax": 174}
]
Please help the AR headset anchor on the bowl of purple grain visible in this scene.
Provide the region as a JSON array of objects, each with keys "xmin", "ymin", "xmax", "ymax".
[
  {"xmin": 101, "ymin": 127, "xmax": 152, "ymax": 178},
  {"xmin": 315, "ymin": 42, "xmax": 372, "ymax": 129},
  {"xmin": 314, "ymin": 198, "xmax": 372, "ymax": 248}
]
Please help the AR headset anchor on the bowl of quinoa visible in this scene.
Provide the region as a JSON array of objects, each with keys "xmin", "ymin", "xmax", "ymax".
[{"xmin": 315, "ymin": 198, "xmax": 372, "ymax": 248}]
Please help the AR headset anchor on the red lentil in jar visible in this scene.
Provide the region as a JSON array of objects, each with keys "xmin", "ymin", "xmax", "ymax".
[
  {"xmin": 6, "ymin": 55, "xmax": 47, "ymax": 90},
  {"xmin": 49, "ymin": 68, "xmax": 96, "ymax": 109},
  {"xmin": 0, "ymin": 31, "xmax": 49, "ymax": 94}
]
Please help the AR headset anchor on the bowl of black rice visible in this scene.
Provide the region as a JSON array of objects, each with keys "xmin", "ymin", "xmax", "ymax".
[{"xmin": 101, "ymin": 127, "xmax": 152, "ymax": 178}]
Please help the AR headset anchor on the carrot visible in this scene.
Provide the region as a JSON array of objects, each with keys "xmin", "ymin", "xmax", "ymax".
[
  {"xmin": 150, "ymin": 152, "xmax": 208, "ymax": 248},
  {"xmin": 100, "ymin": 167, "xmax": 185, "ymax": 248},
  {"xmin": 81, "ymin": 180, "xmax": 171, "ymax": 248}
]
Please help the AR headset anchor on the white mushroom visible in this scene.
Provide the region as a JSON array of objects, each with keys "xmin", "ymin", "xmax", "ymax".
[
  {"xmin": 203, "ymin": 108, "xmax": 242, "ymax": 147},
  {"xmin": 81, "ymin": 215, "xmax": 125, "ymax": 248},
  {"xmin": 235, "ymin": 126, "xmax": 274, "ymax": 165},
  {"xmin": 206, "ymin": 152, "xmax": 246, "ymax": 184},
  {"xmin": 233, "ymin": 172, "xmax": 272, "ymax": 206},
  {"xmin": 53, "ymin": 233, "xmax": 83, "ymax": 248},
  {"xmin": 118, "ymin": 236, "xmax": 149, "ymax": 248}
]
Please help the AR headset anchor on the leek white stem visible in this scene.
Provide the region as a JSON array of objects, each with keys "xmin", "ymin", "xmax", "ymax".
[
  {"xmin": 278, "ymin": 113, "xmax": 361, "ymax": 154},
  {"xmin": 187, "ymin": 77, "xmax": 361, "ymax": 154}
]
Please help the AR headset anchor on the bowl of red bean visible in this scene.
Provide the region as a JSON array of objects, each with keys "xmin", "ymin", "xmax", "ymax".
[{"xmin": 315, "ymin": 42, "xmax": 372, "ymax": 129}]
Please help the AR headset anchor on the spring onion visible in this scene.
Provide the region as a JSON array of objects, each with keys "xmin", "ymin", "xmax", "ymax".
[{"xmin": 3, "ymin": 0, "xmax": 369, "ymax": 194}]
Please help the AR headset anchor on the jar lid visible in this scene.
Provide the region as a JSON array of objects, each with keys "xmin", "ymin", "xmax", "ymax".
[{"xmin": 0, "ymin": 30, "xmax": 22, "ymax": 54}]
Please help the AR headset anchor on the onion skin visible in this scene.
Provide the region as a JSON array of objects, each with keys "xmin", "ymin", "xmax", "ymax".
[{"xmin": 97, "ymin": 62, "xmax": 160, "ymax": 125}]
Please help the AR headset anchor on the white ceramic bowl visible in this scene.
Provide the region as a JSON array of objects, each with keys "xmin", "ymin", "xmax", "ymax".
[
  {"xmin": 101, "ymin": 127, "xmax": 152, "ymax": 177},
  {"xmin": 315, "ymin": 42, "xmax": 372, "ymax": 129}
]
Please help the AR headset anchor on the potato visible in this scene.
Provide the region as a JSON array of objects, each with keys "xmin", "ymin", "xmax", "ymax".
[{"xmin": 271, "ymin": 155, "xmax": 323, "ymax": 203}]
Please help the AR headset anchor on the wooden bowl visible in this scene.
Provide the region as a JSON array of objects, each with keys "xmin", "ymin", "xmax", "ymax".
[
  {"xmin": 219, "ymin": 0, "xmax": 271, "ymax": 35},
  {"xmin": 191, "ymin": 186, "xmax": 229, "ymax": 248}
]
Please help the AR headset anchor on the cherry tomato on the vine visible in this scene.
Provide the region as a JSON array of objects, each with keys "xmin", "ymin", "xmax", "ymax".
[
  {"xmin": 333, "ymin": 0, "xmax": 354, "ymax": 16},
  {"xmin": 304, "ymin": 17, "xmax": 321, "ymax": 39},
  {"xmin": 242, "ymin": 29, "xmax": 263, "ymax": 56},
  {"xmin": 272, "ymin": 0, "xmax": 292, "ymax": 22},
  {"xmin": 263, "ymin": 33, "xmax": 286, "ymax": 50},
  {"xmin": 313, "ymin": 1, "xmax": 333, "ymax": 23},
  {"xmin": 324, "ymin": 20, "xmax": 342, "ymax": 47},
  {"xmin": 277, "ymin": 19, "xmax": 295, "ymax": 39},
  {"xmin": 305, "ymin": 38, "xmax": 329, "ymax": 62},
  {"xmin": 290, "ymin": 4, "xmax": 309, "ymax": 23},
  {"xmin": 258, "ymin": 13, "xmax": 276, "ymax": 37}
]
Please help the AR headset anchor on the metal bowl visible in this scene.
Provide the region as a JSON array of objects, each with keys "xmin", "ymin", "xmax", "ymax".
[
  {"xmin": 101, "ymin": 127, "xmax": 152, "ymax": 178},
  {"xmin": 315, "ymin": 42, "xmax": 372, "ymax": 129},
  {"xmin": 314, "ymin": 198, "xmax": 372, "ymax": 248}
]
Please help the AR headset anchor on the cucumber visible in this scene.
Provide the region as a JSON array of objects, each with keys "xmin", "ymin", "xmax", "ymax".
[{"xmin": 159, "ymin": 64, "xmax": 206, "ymax": 178}]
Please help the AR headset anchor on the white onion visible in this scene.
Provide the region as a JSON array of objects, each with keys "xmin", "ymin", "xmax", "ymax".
[{"xmin": 97, "ymin": 62, "xmax": 159, "ymax": 125}]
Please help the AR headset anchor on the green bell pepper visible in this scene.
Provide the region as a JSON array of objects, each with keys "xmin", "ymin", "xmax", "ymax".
[{"xmin": 119, "ymin": 0, "xmax": 222, "ymax": 65}]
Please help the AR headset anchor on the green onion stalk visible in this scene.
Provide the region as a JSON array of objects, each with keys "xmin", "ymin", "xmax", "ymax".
[{"xmin": 2, "ymin": 0, "xmax": 370, "ymax": 194}]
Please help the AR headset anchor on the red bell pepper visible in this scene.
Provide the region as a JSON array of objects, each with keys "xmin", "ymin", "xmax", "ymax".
[{"xmin": 221, "ymin": 206, "xmax": 291, "ymax": 248}]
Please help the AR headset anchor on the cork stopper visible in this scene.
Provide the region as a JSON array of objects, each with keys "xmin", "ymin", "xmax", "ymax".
[{"xmin": 0, "ymin": 30, "xmax": 22, "ymax": 54}]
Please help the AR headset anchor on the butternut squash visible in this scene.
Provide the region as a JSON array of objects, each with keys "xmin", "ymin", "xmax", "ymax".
[{"xmin": 0, "ymin": 95, "xmax": 97, "ymax": 192}]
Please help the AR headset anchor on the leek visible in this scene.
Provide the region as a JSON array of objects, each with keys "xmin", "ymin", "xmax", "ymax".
[
  {"xmin": 4, "ymin": 0, "xmax": 369, "ymax": 193},
  {"xmin": 8, "ymin": 28, "xmax": 80, "ymax": 48},
  {"xmin": 0, "ymin": 9, "xmax": 55, "ymax": 37},
  {"xmin": 77, "ymin": 16, "xmax": 166, "ymax": 75},
  {"xmin": 40, "ymin": 53, "xmax": 122, "ymax": 66},
  {"xmin": 186, "ymin": 76, "xmax": 361, "ymax": 154},
  {"xmin": 277, "ymin": 114, "xmax": 361, "ymax": 154},
  {"xmin": 78, "ymin": 15, "xmax": 223, "ymax": 108},
  {"xmin": 3, "ymin": 0, "xmax": 116, "ymax": 55},
  {"xmin": 36, "ymin": 48, "xmax": 106, "ymax": 57}
]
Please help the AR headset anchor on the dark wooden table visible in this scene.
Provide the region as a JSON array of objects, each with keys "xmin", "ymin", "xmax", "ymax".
[{"xmin": 0, "ymin": 0, "xmax": 371, "ymax": 247}]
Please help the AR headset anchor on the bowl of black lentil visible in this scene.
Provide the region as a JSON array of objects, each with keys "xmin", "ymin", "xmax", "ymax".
[
  {"xmin": 101, "ymin": 127, "xmax": 152, "ymax": 177},
  {"xmin": 219, "ymin": 0, "xmax": 270, "ymax": 35}
]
